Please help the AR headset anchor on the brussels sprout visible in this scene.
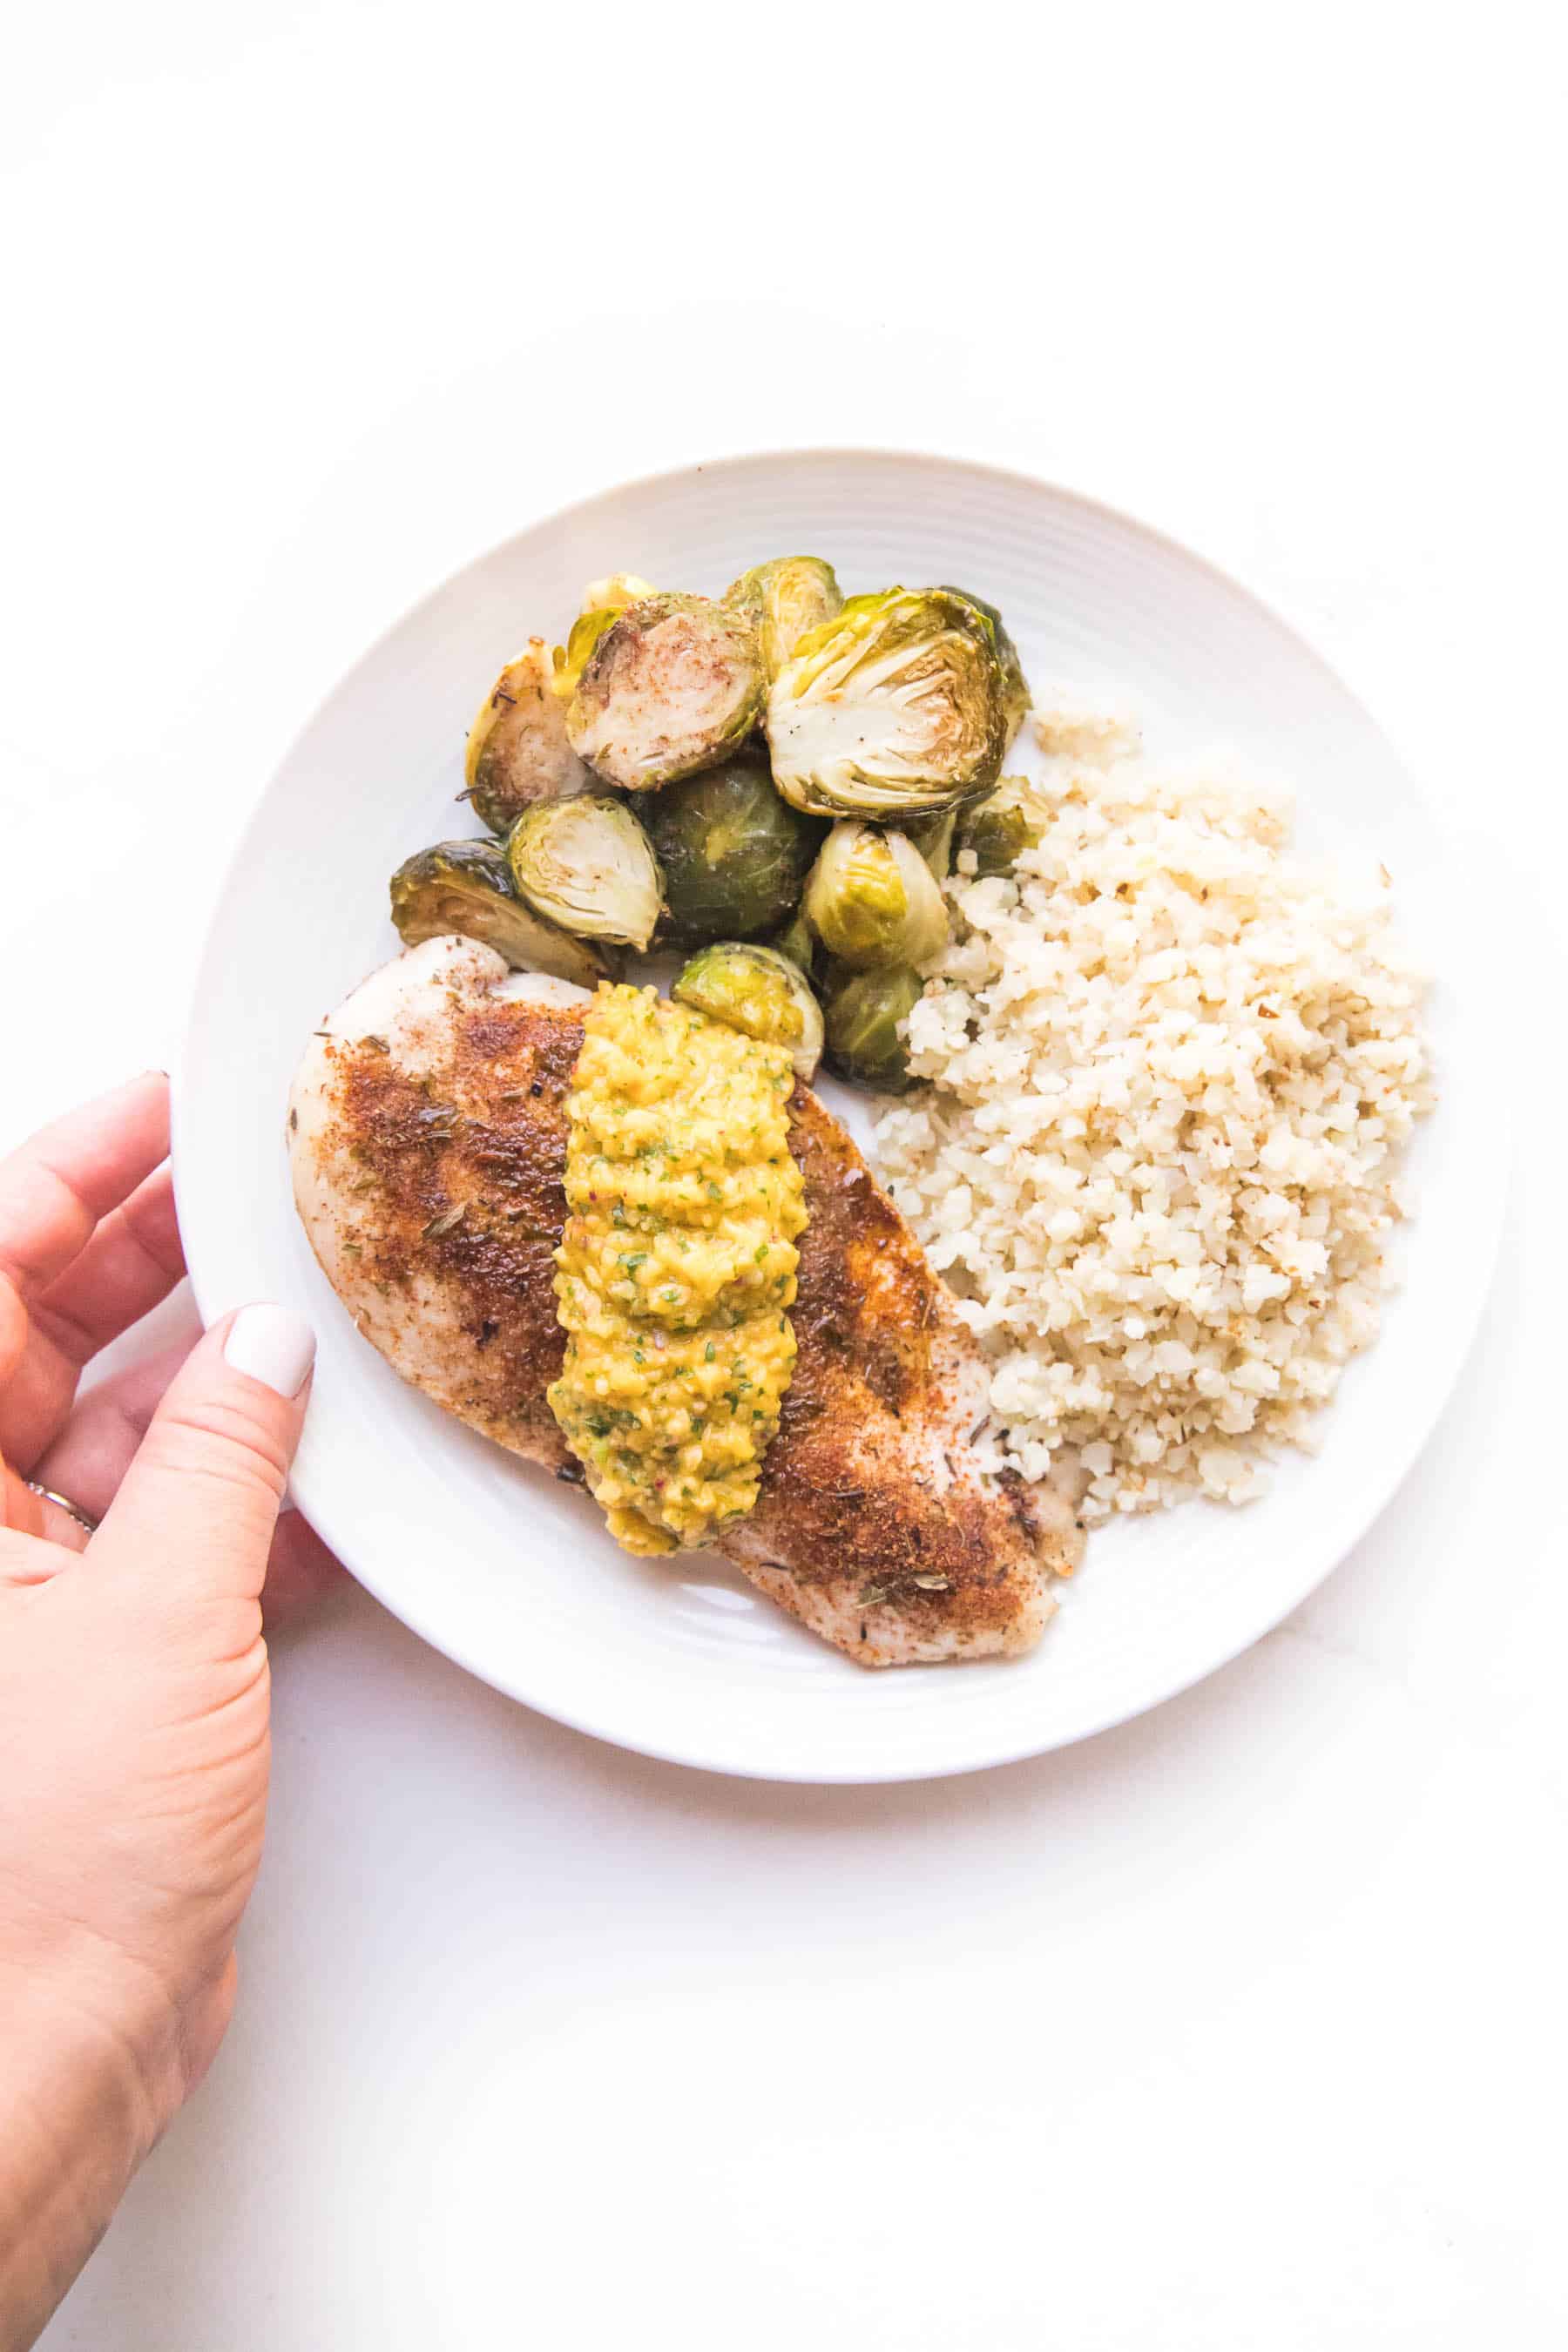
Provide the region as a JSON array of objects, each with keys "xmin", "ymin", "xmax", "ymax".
[
  {"xmin": 767, "ymin": 587, "xmax": 1009, "ymax": 820},
  {"xmin": 767, "ymin": 903, "xmax": 818, "ymax": 976},
  {"xmin": 672, "ymin": 942, "xmax": 823, "ymax": 1080},
  {"xmin": 566, "ymin": 592, "xmax": 764, "ymax": 792},
  {"xmin": 803, "ymin": 821, "xmax": 949, "ymax": 970},
  {"xmin": 955, "ymin": 775, "xmax": 1041, "ymax": 878},
  {"xmin": 389, "ymin": 840, "xmax": 610, "ymax": 986},
  {"xmin": 936, "ymin": 585, "xmax": 1031, "ymax": 747},
  {"xmin": 821, "ymin": 963, "xmax": 923, "ymax": 1093},
  {"xmin": 464, "ymin": 641, "xmax": 592, "ymax": 835},
  {"xmin": 506, "ymin": 795, "xmax": 664, "ymax": 953},
  {"xmin": 724, "ymin": 557, "xmax": 841, "ymax": 679},
  {"xmin": 643, "ymin": 755, "xmax": 826, "ymax": 943}
]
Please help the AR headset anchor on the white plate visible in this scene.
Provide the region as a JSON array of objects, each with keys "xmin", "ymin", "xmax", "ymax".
[{"xmin": 175, "ymin": 450, "xmax": 1500, "ymax": 1783}]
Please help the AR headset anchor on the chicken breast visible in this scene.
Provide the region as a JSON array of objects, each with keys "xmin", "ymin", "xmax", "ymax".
[{"xmin": 288, "ymin": 937, "xmax": 1082, "ymax": 1666}]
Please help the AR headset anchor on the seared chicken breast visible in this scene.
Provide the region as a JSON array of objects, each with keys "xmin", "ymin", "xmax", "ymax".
[{"xmin": 288, "ymin": 938, "xmax": 1081, "ymax": 1665}]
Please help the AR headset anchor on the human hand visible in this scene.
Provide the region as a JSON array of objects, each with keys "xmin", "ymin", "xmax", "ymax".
[{"xmin": 0, "ymin": 1074, "xmax": 340, "ymax": 2347}]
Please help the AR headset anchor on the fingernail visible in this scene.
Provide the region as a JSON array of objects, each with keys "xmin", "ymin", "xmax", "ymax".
[{"xmin": 224, "ymin": 1304, "xmax": 316, "ymax": 1399}]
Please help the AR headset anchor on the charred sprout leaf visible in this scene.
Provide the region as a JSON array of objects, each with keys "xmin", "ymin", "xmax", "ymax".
[
  {"xmin": 822, "ymin": 963, "xmax": 923, "ymax": 1093},
  {"xmin": 464, "ymin": 641, "xmax": 592, "ymax": 835},
  {"xmin": 803, "ymin": 822, "xmax": 949, "ymax": 970},
  {"xmin": 955, "ymin": 775, "xmax": 1041, "ymax": 877},
  {"xmin": 672, "ymin": 942, "xmax": 823, "ymax": 1080},
  {"xmin": 767, "ymin": 587, "xmax": 1009, "ymax": 819},
  {"xmin": 389, "ymin": 839, "xmax": 610, "ymax": 987},
  {"xmin": 644, "ymin": 756, "xmax": 826, "ymax": 943},
  {"xmin": 506, "ymin": 795, "xmax": 664, "ymax": 952},
  {"xmin": 767, "ymin": 903, "xmax": 818, "ymax": 976},
  {"xmin": 936, "ymin": 585, "xmax": 1031, "ymax": 747},
  {"xmin": 566, "ymin": 592, "xmax": 764, "ymax": 792},
  {"xmin": 723, "ymin": 557, "xmax": 841, "ymax": 679}
]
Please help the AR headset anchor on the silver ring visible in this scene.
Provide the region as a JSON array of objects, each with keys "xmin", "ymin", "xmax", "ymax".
[{"xmin": 25, "ymin": 1480, "xmax": 100, "ymax": 1538}]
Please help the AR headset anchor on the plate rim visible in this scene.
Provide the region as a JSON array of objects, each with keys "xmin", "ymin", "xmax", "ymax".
[{"xmin": 173, "ymin": 443, "xmax": 1506, "ymax": 1783}]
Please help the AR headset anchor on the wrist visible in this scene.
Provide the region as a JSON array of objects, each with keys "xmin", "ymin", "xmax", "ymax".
[{"xmin": 0, "ymin": 1956, "xmax": 179, "ymax": 2349}]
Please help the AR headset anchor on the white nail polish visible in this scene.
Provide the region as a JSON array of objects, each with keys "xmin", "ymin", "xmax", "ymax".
[{"xmin": 224, "ymin": 1304, "xmax": 316, "ymax": 1399}]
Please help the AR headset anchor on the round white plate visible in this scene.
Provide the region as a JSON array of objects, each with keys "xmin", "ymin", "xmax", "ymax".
[{"xmin": 175, "ymin": 450, "xmax": 1499, "ymax": 1783}]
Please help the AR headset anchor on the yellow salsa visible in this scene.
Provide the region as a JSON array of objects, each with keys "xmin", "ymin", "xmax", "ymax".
[{"xmin": 548, "ymin": 983, "xmax": 808, "ymax": 1555}]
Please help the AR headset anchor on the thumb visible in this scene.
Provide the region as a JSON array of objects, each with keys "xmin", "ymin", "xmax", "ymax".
[{"xmin": 91, "ymin": 1303, "xmax": 316, "ymax": 1606}]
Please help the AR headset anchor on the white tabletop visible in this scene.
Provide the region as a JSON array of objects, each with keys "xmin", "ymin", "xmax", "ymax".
[{"xmin": 9, "ymin": 8, "xmax": 1567, "ymax": 2344}]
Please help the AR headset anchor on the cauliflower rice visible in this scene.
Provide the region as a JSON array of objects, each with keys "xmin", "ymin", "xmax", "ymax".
[{"xmin": 871, "ymin": 698, "xmax": 1433, "ymax": 1521}]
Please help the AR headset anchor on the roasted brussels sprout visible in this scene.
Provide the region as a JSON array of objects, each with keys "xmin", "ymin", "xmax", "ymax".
[
  {"xmin": 644, "ymin": 756, "xmax": 826, "ymax": 943},
  {"xmin": 767, "ymin": 903, "xmax": 818, "ymax": 975},
  {"xmin": 767, "ymin": 587, "xmax": 1009, "ymax": 820},
  {"xmin": 672, "ymin": 942, "xmax": 823, "ymax": 1080},
  {"xmin": 803, "ymin": 821, "xmax": 949, "ymax": 970},
  {"xmin": 389, "ymin": 840, "xmax": 610, "ymax": 987},
  {"xmin": 566, "ymin": 592, "xmax": 764, "ymax": 792},
  {"xmin": 724, "ymin": 557, "xmax": 841, "ymax": 679},
  {"xmin": 936, "ymin": 585, "xmax": 1031, "ymax": 747},
  {"xmin": 955, "ymin": 775, "xmax": 1041, "ymax": 878},
  {"xmin": 821, "ymin": 963, "xmax": 923, "ymax": 1093},
  {"xmin": 464, "ymin": 641, "xmax": 592, "ymax": 835},
  {"xmin": 506, "ymin": 795, "xmax": 664, "ymax": 953}
]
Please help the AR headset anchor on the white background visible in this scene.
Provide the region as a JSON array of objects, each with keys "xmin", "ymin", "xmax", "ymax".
[{"xmin": 6, "ymin": 4, "xmax": 1566, "ymax": 2344}]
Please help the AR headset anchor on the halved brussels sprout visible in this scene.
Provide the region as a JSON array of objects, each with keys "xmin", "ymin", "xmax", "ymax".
[
  {"xmin": 936, "ymin": 585, "xmax": 1031, "ymax": 747},
  {"xmin": 672, "ymin": 942, "xmax": 823, "ymax": 1080},
  {"xmin": 566, "ymin": 592, "xmax": 764, "ymax": 792},
  {"xmin": 464, "ymin": 641, "xmax": 592, "ymax": 835},
  {"xmin": 803, "ymin": 822, "xmax": 950, "ymax": 970},
  {"xmin": 955, "ymin": 774, "xmax": 1042, "ymax": 878},
  {"xmin": 724, "ymin": 558, "xmax": 841, "ymax": 679},
  {"xmin": 389, "ymin": 840, "xmax": 610, "ymax": 986},
  {"xmin": 821, "ymin": 963, "xmax": 923, "ymax": 1093},
  {"xmin": 767, "ymin": 588, "xmax": 1009, "ymax": 819},
  {"xmin": 506, "ymin": 795, "xmax": 664, "ymax": 952},
  {"xmin": 644, "ymin": 755, "xmax": 826, "ymax": 943}
]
